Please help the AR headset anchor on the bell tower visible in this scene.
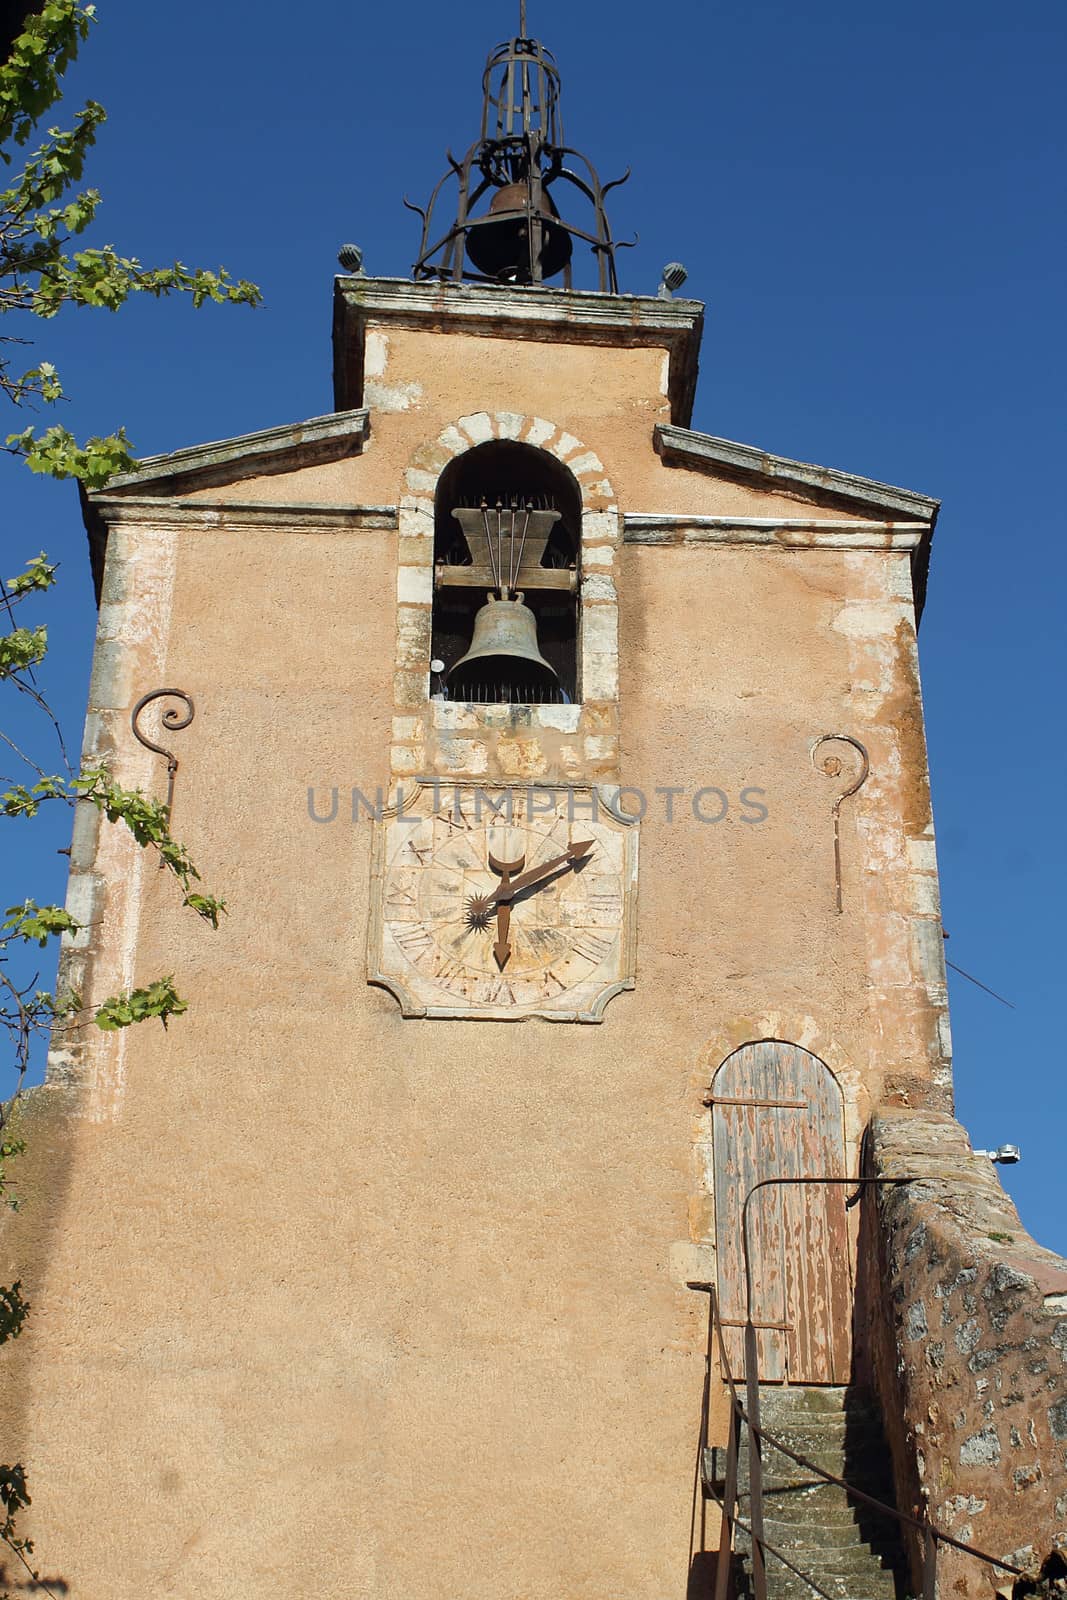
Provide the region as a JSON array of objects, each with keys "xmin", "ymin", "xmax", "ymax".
[{"xmin": 4, "ymin": 10, "xmax": 1066, "ymax": 1600}]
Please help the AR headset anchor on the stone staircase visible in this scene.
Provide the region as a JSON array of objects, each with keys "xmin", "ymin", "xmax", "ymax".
[{"xmin": 703, "ymin": 1386, "xmax": 906, "ymax": 1600}]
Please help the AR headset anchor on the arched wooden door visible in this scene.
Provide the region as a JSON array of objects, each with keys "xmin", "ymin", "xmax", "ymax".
[{"xmin": 712, "ymin": 1042, "xmax": 852, "ymax": 1384}]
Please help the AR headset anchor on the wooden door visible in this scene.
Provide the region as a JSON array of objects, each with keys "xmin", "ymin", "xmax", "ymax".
[{"xmin": 712, "ymin": 1041, "xmax": 852, "ymax": 1384}]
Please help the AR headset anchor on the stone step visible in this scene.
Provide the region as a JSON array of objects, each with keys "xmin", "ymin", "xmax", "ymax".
[
  {"xmin": 759, "ymin": 1518, "xmax": 893, "ymax": 1552},
  {"xmin": 757, "ymin": 1387, "xmax": 864, "ymax": 1416},
  {"xmin": 717, "ymin": 1385, "xmax": 906, "ymax": 1600},
  {"xmin": 739, "ymin": 1577, "xmax": 898, "ymax": 1600},
  {"xmin": 735, "ymin": 1559, "xmax": 899, "ymax": 1599},
  {"xmin": 736, "ymin": 1551, "xmax": 900, "ymax": 1589},
  {"xmin": 733, "ymin": 1456, "xmax": 896, "ymax": 1495},
  {"xmin": 705, "ymin": 1450, "xmax": 895, "ymax": 1505},
  {"xmin": 755, "ymin": 1497, "xmax": 888, "ymax": 1529}
]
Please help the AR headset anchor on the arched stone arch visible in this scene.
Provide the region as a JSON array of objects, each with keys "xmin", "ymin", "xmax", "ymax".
[
  {"xmin": 709, "ymin": 1039, "xmax": 854, "ymax": 1384},
  {"xmin": 401, "ymin": 411, "xmax": 618, "ymax": 512}
]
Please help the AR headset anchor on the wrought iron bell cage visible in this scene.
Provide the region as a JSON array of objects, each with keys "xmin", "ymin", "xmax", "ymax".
[{"xmin": 407, "ymin": 13, "xmax": 630, "ymax": 293}]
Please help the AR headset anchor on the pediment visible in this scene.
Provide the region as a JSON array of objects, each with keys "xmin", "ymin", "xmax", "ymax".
[
  {"xmin": 654, "ymin": 424, "xmax": 939, "ymax": 522},
  {"xmin": 97, "ymin": 408, "xmax": 370, "ymax": 498}
]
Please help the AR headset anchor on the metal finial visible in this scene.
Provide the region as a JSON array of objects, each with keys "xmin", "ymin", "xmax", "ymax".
[{"xmin": 409, "ymin": 13, "xmax": 630, "ymax": 292}]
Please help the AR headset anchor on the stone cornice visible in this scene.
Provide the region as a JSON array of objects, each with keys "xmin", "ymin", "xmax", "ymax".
[
  {"xmin": 82, "ymin": 490, "xmax": 392, "ymax": 602},
  {"xmin": 86, "ymin": 498, "xmax": 396, "ymax": 532},
  {"xmin": 333, "ymin": 275, "xmax": 703, "ymax": 426},
  {"xmin": 654, "ymin": 424, "xmax": 940, "ymax": 521},
  {"xmin": 624, "ymin": 514, "xmax": 927, "ymax": 551},
  {"xmin": 93, "ymin": 408, "xmax": 370, "ymax": 497}
]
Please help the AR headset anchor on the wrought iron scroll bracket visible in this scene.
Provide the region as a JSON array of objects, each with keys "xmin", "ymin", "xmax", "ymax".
[
  {"xmin": 131, "ymin": 689, "xmax": 195, "ymax": 839},
  {"xmin": 812, "ymin": 734, "xmax": 870, "ymax": 914}
]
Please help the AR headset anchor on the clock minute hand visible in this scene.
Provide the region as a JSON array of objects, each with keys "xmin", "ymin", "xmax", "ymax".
[{"xmin": 486, "ymin": 840, "xmax": 594, "ymax": 905}]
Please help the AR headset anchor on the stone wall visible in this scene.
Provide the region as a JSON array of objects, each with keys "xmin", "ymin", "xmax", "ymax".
[{"xmin": 861, "ymin": 1108, "xmax": 1067, "ymax": 1596}]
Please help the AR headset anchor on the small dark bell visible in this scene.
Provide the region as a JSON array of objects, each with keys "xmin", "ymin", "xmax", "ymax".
[{"xmin": 465, "ymin": 183, "xmax": 573, "ymax": 283}]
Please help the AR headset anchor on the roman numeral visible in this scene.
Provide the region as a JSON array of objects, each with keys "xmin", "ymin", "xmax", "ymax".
[
  {"xmin": 393, "ymin": 925, "xmax": 434, "ymax": 958},
  {"xmin": 572, "ymin": 932, "xmax": 613, "ymax": 965}
]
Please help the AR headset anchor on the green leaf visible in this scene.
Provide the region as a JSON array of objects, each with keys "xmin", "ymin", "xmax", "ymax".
[
  {"xmin": 5, "ymin": 553, "xmax": 57, "ymax": 596},
  {"xmin": 1, "ymin": 899, "xmax": 80, "ymax": 947},
  {"xmin": 94, "ymin": 977, "xmax": 187, "ymax": 1031},
  {"xmin": 183, "ymin": 893, "xmax": 227, "ymax": 929},
  {"xmin": 0, "ymin": 625, "xmax": 47, "ymax": 677},
  {"xmin": 0, "ymin": 1, "xmax": 96, "ymax": 149},
  {"xmin": 0, "ymin": 775, "xmax": 67, "ymax": 818},
  {"xmin": 5, "ymin": 424, "xmax": 135, "ymax": 487}
]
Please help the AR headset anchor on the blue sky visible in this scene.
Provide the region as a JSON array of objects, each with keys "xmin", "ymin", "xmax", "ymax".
[{"xmin": 3, "ymin": 1, "xmax": 1065, "ymax": 1249}]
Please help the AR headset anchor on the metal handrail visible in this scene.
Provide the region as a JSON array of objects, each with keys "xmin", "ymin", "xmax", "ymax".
[{"xmin": 688, "ymin": 1278, "xmax": 1025, "ymax": 1600}]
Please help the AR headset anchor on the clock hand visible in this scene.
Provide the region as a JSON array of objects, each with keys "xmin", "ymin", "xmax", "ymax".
[
  {"xmin": 487, "ymin": 851, "xmax": 525, "ymax": 969},
  {"xmin": 494, "ymin": 898, "xmax": 512, "ymax": 971},
  {"xmin": 485, "ymin": 840, "xmax": 594, "ymax": 905}
]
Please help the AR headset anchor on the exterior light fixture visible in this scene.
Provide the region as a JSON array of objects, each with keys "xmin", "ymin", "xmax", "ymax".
[
  {"xmin": 974, "ymin": 1144, "xmax": 1021, "ymax": 1164},
  {"xmin": 658, "ymin": 261, "xmax": 688, "ymax": 298}
]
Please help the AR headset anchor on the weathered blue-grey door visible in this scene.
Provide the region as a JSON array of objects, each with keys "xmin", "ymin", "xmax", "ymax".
[{"xmin": 712, "ymin": 1041, "xmax": 852, "ymax": 1384}]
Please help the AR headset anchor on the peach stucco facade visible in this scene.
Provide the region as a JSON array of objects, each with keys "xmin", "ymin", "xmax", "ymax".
[{"xmin": 0, "ymin": 278, "xmax": 974, "ymax": 1598}]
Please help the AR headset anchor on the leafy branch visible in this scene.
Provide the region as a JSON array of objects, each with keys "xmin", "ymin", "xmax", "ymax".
[{"xmin": 0, "ymin": 2, "xmax": 256, "ymax": 1578}]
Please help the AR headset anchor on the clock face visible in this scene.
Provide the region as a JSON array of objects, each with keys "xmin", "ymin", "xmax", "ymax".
[{"xmin": 369, "ymin": 786, "xmax": 637, "ymax": 1021}]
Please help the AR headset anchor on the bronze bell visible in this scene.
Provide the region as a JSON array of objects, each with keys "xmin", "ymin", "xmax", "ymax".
[
  {"xmin": 448, "ymin": 592, "xmax": 558, "ymax": 701},
  {"xmin": 465, "ymin": 182, "xmax": 573, "ymax": 283}
]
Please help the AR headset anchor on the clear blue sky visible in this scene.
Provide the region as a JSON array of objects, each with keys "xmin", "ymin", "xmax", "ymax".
[{"xmin": 3, "ymin": 1, "xmax": 1065, "ymax": 1249}]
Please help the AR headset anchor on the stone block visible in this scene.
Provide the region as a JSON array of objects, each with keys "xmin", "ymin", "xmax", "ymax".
[
  {"xmin": 910, "ymin": 917, "xmax": 947, "ymax": 987},
  {"xmin": 524, "ymin": 417, "xmax": 556, "ymax": 447},
  {"xmin": 909, "ymin": 874, "xmax": 942, "ymax": 916},
  {"xmin": 959, "ymin": 1427, "xmax": 1001, "ymax": 1468},
  {"xmin": 906, "ymin": 836, "xmax": 939, "ymax": 873},
  {"xmin": 395, "ymin": 605, "xmax": 431, "ymax": 668},
  {"xmin": 582, "ymin": 652, "xmax": 619, "ymax": 702},
  {"xmin": 396, "ymin": 565, "xmax": 433, "ymax": 606},
  {"xmin": 431, "ymin": 702, "xmax": 480, "ymax": 731},
  {"xmin": 393, "ymin": 668, "xmax": 426, "ymax": 708},
  {"xmin": 531, "ymin": 704, "xmax": 582, "ymax": 733},
  {"xmin": 457, "ymin": 411, "xmax": 494, "ymax": 444},
  {"xmin": 497, "ymin": 739, "xmax": 549, "ymax": 780},
  {"xmin": 580, "ymin": 573, "xmax": 617, "ymax": 603},
  {"xmin": 550, "ymin": 431, "xmax": 582, "ymax": 460},
  {"xmin": 391, "ymin": 744, "xmax": 426, "ymax": 778},
  {"xmin": 437, "ymin": 425, "xmax": 469, "ymax": 458},
  {"xmin": 582, "ymin": 511, "xmax": 621, "ymax": 544},
  {"xmin": 581, "ymin": 605, "xmax": 618, "ymax": 655},
  {"xmin": 435, "ymin": 737, "xmax": 489, "ymax": 777}
]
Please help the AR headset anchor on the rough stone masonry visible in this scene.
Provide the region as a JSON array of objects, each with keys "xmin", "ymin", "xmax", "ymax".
[{"xmin": 865, "ymin": 1107, "xmax": 1067, "ymax": 1594}]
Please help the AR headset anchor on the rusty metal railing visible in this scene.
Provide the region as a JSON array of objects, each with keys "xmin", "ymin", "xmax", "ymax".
[{"xmin": 689, "ymin": 1174, "xmax": 1027, "ymax": 1600}]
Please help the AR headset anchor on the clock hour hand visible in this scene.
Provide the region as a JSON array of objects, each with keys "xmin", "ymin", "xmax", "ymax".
[
  {"xmin": 485, "ymin": 840, "xmax": 594, "ymax": 906},
  {"xmin": 487, "ymin": 851, "xmax": 525, "ymax": 970},
  {"xmin": 494, "ymin": 898, "xmax": 512, "ymax": 971}
]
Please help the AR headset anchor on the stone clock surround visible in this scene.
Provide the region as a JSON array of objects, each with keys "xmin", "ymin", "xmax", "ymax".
[{"xmin": 389, "ymin": 410, "xmax": 621, "ymax": 790}]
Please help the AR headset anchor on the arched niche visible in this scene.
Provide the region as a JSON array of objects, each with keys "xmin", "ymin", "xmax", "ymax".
[{"xmin": 431, "ymin": 440, "xmax": 583, "ymax": 702}]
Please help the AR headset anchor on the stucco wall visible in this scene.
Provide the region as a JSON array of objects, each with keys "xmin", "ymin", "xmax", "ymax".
[{"xmin": 0, "ymin": 309, "xmax": 947, "ymax": 1599}]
